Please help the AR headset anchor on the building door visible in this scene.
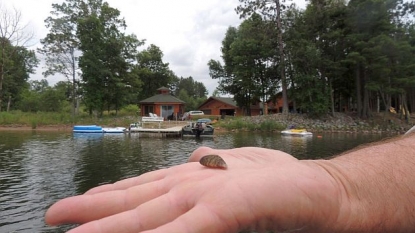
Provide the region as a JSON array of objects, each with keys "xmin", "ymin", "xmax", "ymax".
[{"xmin": 161, "ymin": 105, "xmax": 174, "ymax": 119}]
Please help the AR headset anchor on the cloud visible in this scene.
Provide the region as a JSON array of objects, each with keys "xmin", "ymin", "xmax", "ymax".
[{"xmin": 2, "ymin": 0, "xmax": 307, "ymax": 95}]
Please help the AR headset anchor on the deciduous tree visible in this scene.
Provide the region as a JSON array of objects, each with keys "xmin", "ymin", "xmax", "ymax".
[
  {"xmin": 236, "ymin": 0, "xmax": 294, "ymax": 115},
  {"xmin": 134, "ymin": 44, "xmax": 175, "ymax": 100},
  {"xmin": 39, "ymin": 0, "xmax": 83, "ymax": 118},
  {"xmin": 0, "ymin": 3, "xmax": 36, "ymax": 111}
]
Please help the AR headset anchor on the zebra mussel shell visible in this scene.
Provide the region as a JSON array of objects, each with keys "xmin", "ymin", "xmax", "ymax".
[{"xmin": 199, "ymin": 154, "xmax": 227, "ymax": 169}]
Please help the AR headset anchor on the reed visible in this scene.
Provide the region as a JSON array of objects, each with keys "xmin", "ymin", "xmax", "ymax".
[{"xmin": 217, "ymin": 116, "xmax": 286, "ymax": 131}]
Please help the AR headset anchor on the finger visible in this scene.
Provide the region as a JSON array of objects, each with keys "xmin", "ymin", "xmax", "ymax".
[
  {"xmin": 45, "ymin": 179, "xmax": 168, "ymax": 226},
  {"xmin": 142, "ymin": 205, "xmax": 238, "ymax": 233},
  {"xmin": 85, "ymin": 168, "xmax": 168, "ymax": 195},
  {"xmin": 85, "ymin": 160, "xmax": 211, "ymax": 195},
  {"xmin": 66, "ymin": 192, "xmax": 193, "ymax": 233}
]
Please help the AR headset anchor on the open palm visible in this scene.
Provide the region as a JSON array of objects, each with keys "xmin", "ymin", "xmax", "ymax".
[{"xmin": 45, "ymin": 146, "xmax": 340, "ymax": 233}]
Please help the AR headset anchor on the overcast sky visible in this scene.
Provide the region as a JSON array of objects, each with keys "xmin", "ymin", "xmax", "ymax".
[{"xmin": 2, "ymin": 0, "xmax": 307, "ymax": 95}]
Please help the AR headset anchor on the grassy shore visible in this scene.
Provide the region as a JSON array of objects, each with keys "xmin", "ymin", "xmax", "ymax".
[{"xmin": 0, "ymin": 111, "xmax": 135, "ymax": 130}]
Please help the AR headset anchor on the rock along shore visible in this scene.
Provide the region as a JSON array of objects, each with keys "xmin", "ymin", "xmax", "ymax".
[{"xmin": 231, "ymin": 112, "xmax": 412, "ymax": 134}]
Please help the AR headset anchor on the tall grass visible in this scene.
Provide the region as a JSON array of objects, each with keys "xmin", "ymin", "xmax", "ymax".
[
  {"xmin": 0, "ymin": 111, "xmax": 75, "ymax": 126},
  {"xmin": 0, "ymin": 105, "xmax": 140, "ymax": 127},
  {"xmin": 218, "ymin": 117, "xmax": 286, "ymax": 131}
]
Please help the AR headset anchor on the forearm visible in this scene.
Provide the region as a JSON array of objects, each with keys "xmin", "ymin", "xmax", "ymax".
[{"xmin": 316, "ymin": 134, "xmax": 415, "ymax": 232}]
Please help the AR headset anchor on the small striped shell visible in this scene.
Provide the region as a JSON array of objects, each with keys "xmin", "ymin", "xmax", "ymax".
[{"xmin": 199, "ymin": 154, "xmax": 227, "ymax": 169}]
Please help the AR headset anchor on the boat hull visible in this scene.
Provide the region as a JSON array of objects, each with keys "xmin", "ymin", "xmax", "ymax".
[
  {"xmin": 182, "ymin": 123, "xmax": 214, "ymax": 138},
  {"xmin": 102, "ymin": 127, "xmax": 126, "ymax": 133},
  {"xmin": 281, "ymin": 129, "xmax": 313, "ymax": 136}
]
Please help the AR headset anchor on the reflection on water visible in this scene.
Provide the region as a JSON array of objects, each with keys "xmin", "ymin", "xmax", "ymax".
[{"xmin": 0, "ymin": 130, "xmax": 391, "ymax": 232}]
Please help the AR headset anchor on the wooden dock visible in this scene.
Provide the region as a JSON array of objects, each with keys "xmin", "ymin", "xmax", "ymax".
[{"xmin": 127, "ymin": 126, "xmax": 183, "ymax": 137}]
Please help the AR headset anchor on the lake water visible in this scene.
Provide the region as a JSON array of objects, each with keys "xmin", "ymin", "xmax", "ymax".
[{"xmin": 0, "ymin": 130, "xmax": 394, "ymax": 233}]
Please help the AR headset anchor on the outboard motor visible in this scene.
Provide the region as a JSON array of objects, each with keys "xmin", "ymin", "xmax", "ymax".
[{"xmin": 195, "ymin": 122, "xmax": 204, "ymax": 138}]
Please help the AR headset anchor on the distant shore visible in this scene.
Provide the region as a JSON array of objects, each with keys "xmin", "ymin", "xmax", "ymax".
[{"xmin": 0, "ymin": 112, "xmax": 412, "ymax": 134}]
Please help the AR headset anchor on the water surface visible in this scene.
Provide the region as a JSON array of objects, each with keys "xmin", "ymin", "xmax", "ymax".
[{"xmin": 0, "ymin": 131, "xmax": 391, "ymax": 232}]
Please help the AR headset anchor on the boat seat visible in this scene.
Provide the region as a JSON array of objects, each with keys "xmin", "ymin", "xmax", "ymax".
[{"xmin": 141, "ymin": 113, "xmax": 164, "ymax": 128}]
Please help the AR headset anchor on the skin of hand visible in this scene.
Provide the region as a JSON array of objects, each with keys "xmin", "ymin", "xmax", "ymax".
[{"xmin": 45, "ymin": 146, "xmax": 342, "ymax": 233}]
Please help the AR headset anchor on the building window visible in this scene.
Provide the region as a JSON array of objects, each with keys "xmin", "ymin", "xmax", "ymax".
[
  {"xmin": 204, "ymin": 109, "xmax": 212, "ymax": 115},
  {"xmin": 144, "ymin": 106, "xmax": 154, "ymax": 116}
]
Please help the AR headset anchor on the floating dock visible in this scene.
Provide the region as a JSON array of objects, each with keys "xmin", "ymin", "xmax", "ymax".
[{"xmin": 127, "ymin": 126, "xmax": 183, "ymax": 138}]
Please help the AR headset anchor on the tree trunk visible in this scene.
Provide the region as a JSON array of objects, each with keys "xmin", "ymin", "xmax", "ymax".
[
  {"xmin": 7, "ymin": 95, "xmax": 11, "ymax": 112},
  {"xmin": 71, "ymin": 48, "xmax": 76, "ymax": 122},
  {"xmin": 402, "ymin": 94, "xmax": 410, "ymax": 123},
  {"xmin": 399, "ymin": 95, "xmax": 404, "ymax": 119},
  {"xmin": 377, "ymin": 93, "xmax": 380, "ymax": 113},
  {"xmin": 355, "ymin": 65, "xmax": 362, "ymax": 117},
  {"xmin": 362, "ymin": 69, "xmax": 371, "ymax": 118},
  {"xmin": 329, "ymin": 78, "xmax": 335, "ymax": 116},
  {"xmin": 0, "ymin": 70, "xmax": 3, "ymax": 112},
  {"xmin": 275, "ymin": 0, "xmax": 288, "ymax": 115},
  {"xmin": 379, "ymin": 91, "xmax": 391, "ymax": 112},
  {"xmin": 409, "ymin": 88, "xmax": 415, "ymax": 113},
  {"xmin": 292, "ymin": 100, "xmax": 297, "ymax": 113},
  {"xmin": 264, "ymin": 102, "xmax": 268, "ymax": 115},
  {"xmin": 363, "ymin": 89, "xmax": 370, "ymax": 118},
  {"xmin": 0, "ymin": 47, "xmax": 4, "ymax": 112}
]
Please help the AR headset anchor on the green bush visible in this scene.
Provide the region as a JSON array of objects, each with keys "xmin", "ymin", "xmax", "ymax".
[
  {"xmin": 119, "ymin": 104, "xmax": 139, "ymax": 116},
  {"xmin": 0, "ymin": 112, "xmax": 15, "ymax": 124},
  {"xmin": 219, "ymin": 117, "xmax": 247, "ymax": 130}
]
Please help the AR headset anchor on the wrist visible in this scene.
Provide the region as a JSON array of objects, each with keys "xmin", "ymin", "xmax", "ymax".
[
  {"xmin": 312, "ymin": 136, "xmax": 415, "ymax": 233},
  {"xmin": 296, "ymin": 160, "xmax": 345, "ymax": 233}
]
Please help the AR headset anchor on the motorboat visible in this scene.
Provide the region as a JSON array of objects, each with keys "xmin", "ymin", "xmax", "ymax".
[
  {"xmin": 73, "ymin": 125, "xmax": 126, "ymax": 133},
  {"xmin": 182, "ymin": 119, "xmax": 214, "ymax": 138},
  {"xmin": 102, "ymin": 127, "xmax": 126, "ymax": 133},
  {"xmin": 281, "ymin": 129, "xmax": 313, "ymax": 136},
  {"xmin": 126, "ymin": 122, "xmax": 143, "ymax": 133}
]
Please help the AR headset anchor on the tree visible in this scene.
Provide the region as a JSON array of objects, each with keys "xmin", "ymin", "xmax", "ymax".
[
  {"xmin": 39, "ymin": 0, "xmax": 83, "ymax": 118},
  {"xmin": 176, "ymin": 89, "xmax": 207, "ymax": 112},
  {"xmin": 41, "ymin": 0, "xmax": 143, "ymax": 116},
  {"xmin": 1, "ymin": 45, "xmax": 38, "ymax": 111},
  {"xmin": 76, "ymin": 0, "xmax": 143, "ymax": 116},
  {"xmin": 212, "ymin": 88, "xmax": 221, "ymax": 97},
  {"xmin": 346, "ymin": 0, "xmax": 400, "ymax": 118},
  {"xmin": 236, "ymin": 0, "xmax": 294, "ymax": 115},
  {"xmin": 0, "ymin": 3, "xmax": 36, "ymax": 111},
  {"xmin": 231, "ymin": 13, "xmax": 278, "ymax": 114},
  {"xmin": 208, "ymin": 24, "xmax": 255, "ymax": 115},
  {"xmin": 284, "ymin": 0, "xmax": 348, "ymax": 116},
  {"xmin": 134, "ymin": 44, "xmax": 175, "ymax": 100},
  {"xmin": 209, "ymin": 15, "xmax": 278, "ymax": 115},
  {"xmin": 208, "ymin": 26, "xmax": 238, "ymax": 95},
  {"xmin": 174, "ymin": 76, "xmax": 208, "ymax": 99},
  {"xmin": 18, "ymin": 79, "xmax": 70, "ymax": 112}
]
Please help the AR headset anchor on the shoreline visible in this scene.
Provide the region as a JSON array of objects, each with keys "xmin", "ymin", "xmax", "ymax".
[
  {"xmin": 0, "ymin": 112, "xmax": 411, "ymax": 134},
  {"xmin": 0, "ymin": 125, "xmax": 405, "ymax": 135},
  {"xmin": 0, "ymin": 125, "xmax": 73, "ymax": 132}
]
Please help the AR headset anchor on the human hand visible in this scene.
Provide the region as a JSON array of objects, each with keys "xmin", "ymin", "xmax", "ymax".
[{"xmin": 45, "ymin": 146, "xmax": 340, "ymax": 233}]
